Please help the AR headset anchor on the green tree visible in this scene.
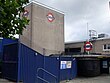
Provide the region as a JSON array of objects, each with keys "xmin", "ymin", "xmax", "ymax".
[{"xmin": 0, "ymin": 0, "xmax": 29, "ymax": 39}]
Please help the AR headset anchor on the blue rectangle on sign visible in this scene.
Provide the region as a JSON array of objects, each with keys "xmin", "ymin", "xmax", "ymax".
[{"xmin": 60, "ymin": 61, "xmax": 67, "ymax": 69}]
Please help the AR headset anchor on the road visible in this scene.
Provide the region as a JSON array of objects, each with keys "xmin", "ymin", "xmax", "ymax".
[
  {"xmin": 60, "ymin": 74, "xmax": 110, "ymax": 83},
  {"xmin": 0, "ymin": 74, "xmax": 110, "ymax": 83}
]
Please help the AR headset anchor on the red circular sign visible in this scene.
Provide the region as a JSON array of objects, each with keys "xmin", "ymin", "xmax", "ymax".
[
  {"xmin": 22, "ymin": 10, "xmax": 29, "ymax": 17},
  {"xmin": 47, "ymin": 13, "xmax": 55, "ymax": 22},
  {"xmin": 84, "ymin": 41, "xmax": 92, "ymax": 51}
]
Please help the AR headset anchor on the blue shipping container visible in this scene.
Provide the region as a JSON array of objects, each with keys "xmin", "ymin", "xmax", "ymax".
[
  {"xmin": 0, "ymin": 39, "xmax": 3, "ymax": 59},
  {"xmin": 0, "ymin": 38, "xmax": 18, "ymax": 60},
  {"xmin": 19, "ymin": 51, "xmax": 77, "ymax": 83},
  {"xmin": 2, "ymin": 41, "xmax": 77, "ymax": 83},
  {"xmin": 2, "ymin": 43, "xmax": 18, "ymax": 81}
]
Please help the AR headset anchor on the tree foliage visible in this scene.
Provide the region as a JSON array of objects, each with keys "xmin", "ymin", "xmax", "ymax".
[{"xmin": 0, "ymin": 0, "xmax": 29, "ymax": 39}]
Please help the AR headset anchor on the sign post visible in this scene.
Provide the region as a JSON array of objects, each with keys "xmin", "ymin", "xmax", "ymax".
[{"xmin": 84, "ymin": 41, "xmax": 92, "ymax": 55}]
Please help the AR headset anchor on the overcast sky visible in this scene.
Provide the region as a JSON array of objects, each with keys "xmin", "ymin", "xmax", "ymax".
[{"xmin": 31, "ymin": 0, "xmax": 110, "ymax": 42}]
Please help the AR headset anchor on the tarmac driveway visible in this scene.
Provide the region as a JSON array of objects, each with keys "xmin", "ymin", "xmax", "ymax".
[
  {"xmin": 60, "ymin": 74, "xmax": 110, "ymax": 83},
  {"xmin": 0, "ymin": 74, "xmax": 110, "ymax": 83}
]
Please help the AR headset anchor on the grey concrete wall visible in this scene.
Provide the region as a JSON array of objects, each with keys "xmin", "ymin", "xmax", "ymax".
[
  {"xmin": 94, "ymin": 39, "xmax": 110, "ymax": 54},
  {"xmin": 65, "ymin": 42, "xmax": 84, "ymax": 53},
  {"xmin": 20, "ymin": 2, "xmax": 64, "ymax": 56},
  {"xmin": 65, "ymin": 38, "xmax": 110, "ymax": 55},
  {"xmin": 20, "ymin": 3, "xmax": 32, "ymax": 47}
]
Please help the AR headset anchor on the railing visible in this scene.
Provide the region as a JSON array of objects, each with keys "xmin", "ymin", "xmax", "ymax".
[{"xmin": 37, "ymin": 68, "xmax": 57, "ymax": 83}]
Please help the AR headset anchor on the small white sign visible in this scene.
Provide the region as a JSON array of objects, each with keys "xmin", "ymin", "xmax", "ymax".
[
  {"xmin": 60, "ymin": 61, "xmax": 66, "ymax": 69},
  {"xmin": 103, "ymin": 61, "xmax": 108, "ymax": 68},
  {"xmin": 66, "ymin": 61, "xmax": 72, "ymax": 68},
  {"xmin": 60, "ymin": 61, "xmax": 72, "ymax": 69}
]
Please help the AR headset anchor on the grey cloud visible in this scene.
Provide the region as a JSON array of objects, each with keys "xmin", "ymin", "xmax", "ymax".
[{"xmin": 33, "ymin": 0, "xmax": 110, "ymax": 42}]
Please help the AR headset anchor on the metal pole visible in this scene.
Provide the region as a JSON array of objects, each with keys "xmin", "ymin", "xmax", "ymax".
[
  {"xmin": 87, "ymin": 51, "xmax": 89, "ymax": 55},
  {"xmin": 87, "ymin": 23, "xmax": 90, "ymax": 55},
  {"xmin": 89, "ymin": 30, "xmax": 91, "ymax": 40},
  {"xmin": 87, "ymin": 22, "xmax": 89, "ymax": 42}
]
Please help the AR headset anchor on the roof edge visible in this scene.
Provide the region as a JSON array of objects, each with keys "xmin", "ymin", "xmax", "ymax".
[
  {"xmin": 65, "ymin": 37, "xmax": 110, "ymax": 44},
  {"xmin": 28, "ymin": 0, "xmax": 64, "ymax": 15}
]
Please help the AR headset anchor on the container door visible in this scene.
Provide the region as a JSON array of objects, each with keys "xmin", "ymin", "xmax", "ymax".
[
  {"xmin": 100, "ymin": 59, "xmax": 109, "ymax": 74},
  {"xmin": 2, "ymin": 43, "xmax": 18, "ymax": 81}
]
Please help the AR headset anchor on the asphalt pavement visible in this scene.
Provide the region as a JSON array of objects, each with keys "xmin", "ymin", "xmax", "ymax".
[
  {"xmin": 0, "ymin": 74, "xmax": 110, "ymax": 83},
  {"xmin": 60, "ymin": 74, "xmax": 110, "ymax": 83}
]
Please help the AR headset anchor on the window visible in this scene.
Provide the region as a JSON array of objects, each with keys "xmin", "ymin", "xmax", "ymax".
[
  {"xmin": 103, "ymin": 44, "xmax": 106, "ymax": 49},
  {"xmin": 108, "ymin": 44, "xmax": 110, "ymax": 49},
  {"xmin": 103, "ymin": 44, "xmax": 110, "ymax": 51}
]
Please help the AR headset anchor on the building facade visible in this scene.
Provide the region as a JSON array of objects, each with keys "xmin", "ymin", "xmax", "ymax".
[
  {"xmin": 65, "ymin": 38, "xmax": 110, "ymax": 55},
  {"xmin": 20, "ymin": 2, "xmax": 64, "ymax": 56}
]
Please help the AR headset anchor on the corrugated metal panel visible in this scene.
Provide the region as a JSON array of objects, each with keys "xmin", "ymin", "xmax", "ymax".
[
  {"xmin": 19, "ymin": 44, "xmax": 77, "ymax": 83},
  {"xmin": 71, "ymin": 58, "xmax": 77, "ymax": 79},
  {"xmin": 3, "ymin": 38, "xmax": 18, "ymax": 45},
  {"xmin": 43, "ymin": 57, "xmax": 59, "ymax": 83},
  {"xmin": 19, "ymin": 44, "xmax": 44, "ymax": 83},
  {"xmin": 0, "ymin": 39, "xmax": 3, "ymax": 59},
  {"xmin": 2, "ymin": 41, "xmax": 77, "ymax": 83},
  {"xmin": 0, "ymin": 39, "xmax": 2, "ymax": 53},
  {"xmin": 0, "ymin": 38, "xmax": 18, "ymax": 59},
  {"xmin": 43, "ymin": 56, "xmax": 77, "ymax": 82},
  {"xmin": 2, "ymin": 43, "xmax": 18, "ymax": 81},
  {"xmin": 59, "ymin": 57, "xmax": 77, "ymax": 81}
]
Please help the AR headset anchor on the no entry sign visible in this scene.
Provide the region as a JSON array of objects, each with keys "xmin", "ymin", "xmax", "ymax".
[{"xmin": 84, "ymin": 41, "xmax": 92, "ymax": 51}]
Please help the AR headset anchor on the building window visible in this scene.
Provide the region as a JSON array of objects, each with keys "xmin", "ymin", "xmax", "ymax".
[
  {"xmin": 103, "ymin": 44, "xmax": 106, "ymax": 49},
  {"xmin": 108, "ymin": 44, "xmax": 110, "ymax": 49},
  {"xmin": 103, "ymin": 44, "xmax": 110, "ymax": 51}
]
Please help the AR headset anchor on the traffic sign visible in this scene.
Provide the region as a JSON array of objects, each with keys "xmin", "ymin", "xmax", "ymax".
[
  {"xmin": 84, "ymin": 41, "xmax": 92, "ymax": 51},
  {"xmin": 22, "ymin": 10, "xmax": 29, "ymax": 17},
  {"xmin": 47, "ymin": 13, "xmax": 55, "ymax": 22}
]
